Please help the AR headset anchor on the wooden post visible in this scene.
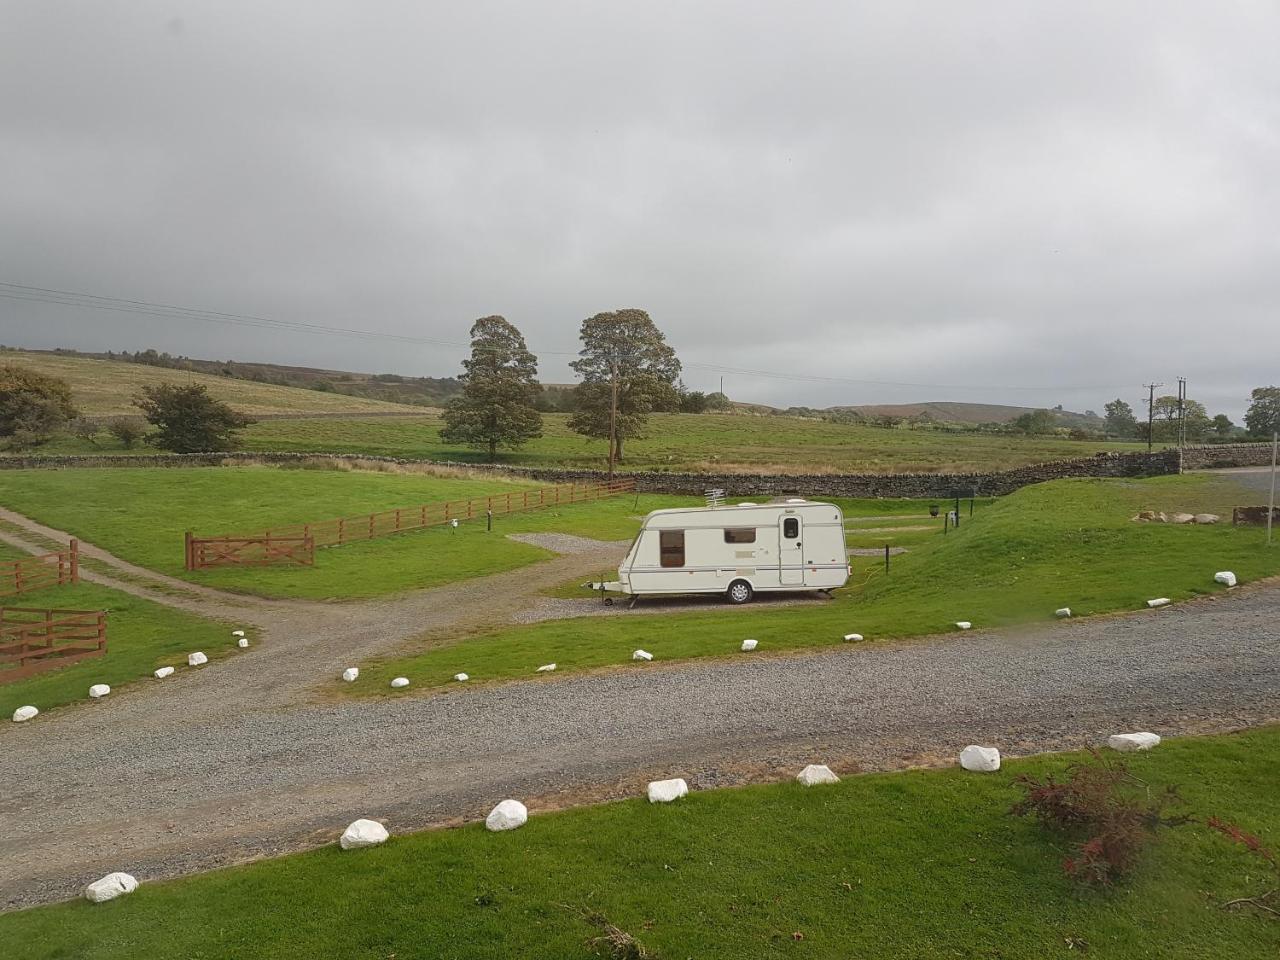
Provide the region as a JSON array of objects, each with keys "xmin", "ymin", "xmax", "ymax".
[
  {"xmin": 338, "ymin": 517, "xmax": 346, "ymax": 543},
  {"xmin": 97, "ymin": 610, "xmax": 107, "ymax": 652},
  {"xmin": 69, "ymin": 539, "xmax": 79, "ymax": 584}
]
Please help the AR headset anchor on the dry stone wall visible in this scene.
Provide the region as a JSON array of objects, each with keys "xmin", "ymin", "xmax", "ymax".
[
  {"xmin": 1181, "ymin": 443, "xmax": 1277, "ymax": 470},
  {"xmin": 0, "ymin": 448, "xmax": 1182, "ymax": 498}
]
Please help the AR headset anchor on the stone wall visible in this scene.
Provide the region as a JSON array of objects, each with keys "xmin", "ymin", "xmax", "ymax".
[
  {"xmin": 0, "ymin": 448, "xmax": 1183, "ymax": 498},
  {"xmin": 1181, "ymin": 443, "xmax": 1277, "ymax": 470}
]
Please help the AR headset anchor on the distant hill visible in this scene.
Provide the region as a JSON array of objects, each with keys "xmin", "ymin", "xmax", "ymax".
[{"xmin": 834, "ymin": 401, "xmax": 1104, "ymax": 429}]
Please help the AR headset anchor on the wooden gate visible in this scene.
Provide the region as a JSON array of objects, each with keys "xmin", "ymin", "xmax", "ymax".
[
  {"xmin": 0, "ymin": 540, "xmax": 80, "ymax": 598},
  {"xmin": 185, "ymin": 533, "xmax": 315, "ymax": 570},
  {"xmin": 0, "ymin": 606, "xmax": 107, "ymax": 682}
]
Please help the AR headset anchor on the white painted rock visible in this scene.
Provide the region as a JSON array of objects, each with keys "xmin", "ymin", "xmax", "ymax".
[
  {"xmin": 1195, "ymin": 513, "xmax": 1220, "ymax": 524},
  {"xmin": 647, "ymin": 778, "xmax": 689, "ymax": 803},
  {"xmin": 843, "ymin": 633, "xmax": 863, "ymax": 642},
  {"xmin": 1055, "ymin": 607, "xmax": 1072, "ymax": 618},
  {"xmin": 1169, "ymin": 513, "xmax": 1196, "ymax": 524},
  {"xmin": 188, "ymin": 651, "xmax": 208, "ymax": 666},
  {"xmin": 796, "ymin": 764, "xmax": 840, "ymax": 786},
  {"xmin": 632, "ymin": 649, "xmax": 653, "ymax": 661},
  {"xmin": 1146, "ymin": 598, "xmax": 1171, "ymax": 608},
  {"xmin": 1107, "ymin": 731, "xmax": 1161, "ymax": 752},
  {"xmin": 237, "ymin": 637, "xmax": 249, "ymax": 648},
  {"xmin": 1214, "ymin": 571, "xmax": 1237, "ymax": 587},
  {"xmin": 12, "ymin": 705, "xmax": 38, "ymax": 723},
  {"xmin": 959, "ymin": 745, "xmax": 1001, "ymax": 772},
  {"xmin": 955, "ymin": 621, "xmax": 972, "ymax": 630},
  {"xmin": 89, "ymin": 684, "xmax": 110, "ymax": 699},
  {"xmin": 740, "ymin": 639, "xmax": 758, "ymax": 651},
  {"xmin": 339, "ymin": 818, "xmax": 389, "ymax": 850},
  {"xmin": 342, "ymin": 667, "xmax": 359, "ymax": 682},
  {"xmin": 485, "ymin": 799, "xmax": 528, "ymax": 831},
  {"xmin": 454, "ymin": 673, "xmax": 469, "ymax": 682},
  {"xmin": 84, "ymin": 872, "xmax": 138, "ymax": 903},
  {"xmin": 153, "ymin": 666, "xmax": 174, "ymax": 679},
  {"xmin": 231, "ymin": 629, "xmax": 246, "ymax": 637},
  {"xmin": 390, "ymin": 676, "xmax": 409, "ymax": 689},
  {"xmin": 536, "ymin": 663, "xmax": 556, "ymax": 673}
]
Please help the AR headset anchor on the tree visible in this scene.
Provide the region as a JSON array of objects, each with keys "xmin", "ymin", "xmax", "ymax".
[
  {"xmin": 1150, "ymin": 395, "xmax": 1210, "ymax": 442},
  {"xmin": 568, "ymin": 309, "xmax": 681, "ymax": 462},
  {"xmin": 1245, "ymin": 386, "xmax": 1280, "ymax": 437},
  {"xmin": 439, "ymin": 316, "xmax": 543, "ymax": 460},
  {"xmin": 1103, "ymin": 399, "xmax": 1138, "ymax": 438},
  {"xmin": 107, "ymin": 417, "xmax": 145, "ymax": 449},
  {"xmin": 0, "ymin": 364, "xmax": 78, "ymax": 449},
  {"xmin": 1012, "ymin": 409, "xmax": 1057, "ymax": 435},
  {"xmin": 678, "ymin": 389, "xmax": 710, "ymax": 414},
  {"xmin": 133, "ymin": 382, "xmax": 252, "ymax": 452},
  {"xmin": 1211, "ymin": 414, "xmax": 1235, "ymax": 439}
]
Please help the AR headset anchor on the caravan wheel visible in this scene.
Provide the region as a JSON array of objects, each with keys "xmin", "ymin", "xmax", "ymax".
[{"xmin": 726, "ymin": 580, "xmax": 754, "ymax": 605}]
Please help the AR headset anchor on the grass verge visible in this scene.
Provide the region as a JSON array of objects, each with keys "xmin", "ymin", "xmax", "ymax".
[{"xmin": 3, "ymin": 727, "xmax": 1277, "ymax": 958}]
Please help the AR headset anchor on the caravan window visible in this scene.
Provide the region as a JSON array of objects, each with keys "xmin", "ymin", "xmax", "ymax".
[
  {"xmin": 659, "ymin": 530, "xmax": 685, "ymax": 568},
  {"xmin": 782, "ymin": 517, "xmax": 800, "ymax": 539},
  {"xmin": 724, "ymin": 528, "xmax": 756, "ymax": 544}
]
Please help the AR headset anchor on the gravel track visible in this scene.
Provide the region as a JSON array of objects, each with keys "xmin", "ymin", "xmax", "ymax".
[{"xmin": 1, "ymin": 506, "xmax": 1278, "ymax": 911}]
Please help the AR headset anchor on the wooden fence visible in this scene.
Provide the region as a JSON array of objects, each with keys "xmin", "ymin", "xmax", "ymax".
[
  {"xmin": 0, "ymin": 606, "xmax": 107, "ymax": 682},
  {"xmin": 0, "ymin": 540, "xmax": 80, "ymax": 598},
  {"xmin": 185, "ymin": 478, "xmax": 636, "ymax": 570}
]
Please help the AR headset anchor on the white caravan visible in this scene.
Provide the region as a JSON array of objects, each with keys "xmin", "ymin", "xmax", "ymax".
[{"xmin": 591, "ymin": 498, "xmax": 849, "ymax": 603}]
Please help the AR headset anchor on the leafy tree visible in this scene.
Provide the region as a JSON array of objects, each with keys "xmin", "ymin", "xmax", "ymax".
[
  {"xmin": 440, "ymin": 316, "xmax": 543, "ymax": 460},
  {"xmin": 568, "ymin": 309, "xmax": 681, "ymax": 461},
  {"xmin": 0, "ymin": 364, "xmax": 78, "ymax": 449},
  {"xmin": 133, "ymin": 382, "xmax": 253, "ymax": 452},
  {"xmin": 1245, "ymin": 386, "xmax": 1280, "ymax": 437},
  {"xmin": 1211, "ymin": 414, "xmax": 1235, "ymax": 439},
  {"xmin": 678, "ymin": 389, "xmax": 709, "ymax": 414},
  {"xmin": 1103, "ymin": 399, "xmax": 1138, "ymax": 438},
  {"xmin": 1011, "ymin": 409, "xmax": 1057, "ymax": 435},
  {"xmin": 107, "ymin": 417, "xmax": 145, "ymax": 449},
  {"xmin": 704, "ymin": 391, "xmax": 732, "ymax": 411},
  {"xmin": 1149, "ymin": 396, "xmax": 1210, "ymax": 442}
]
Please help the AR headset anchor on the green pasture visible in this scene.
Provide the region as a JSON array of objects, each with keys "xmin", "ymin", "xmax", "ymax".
[
  {"xmin": 4, "ymin": 727, "xmax": 1277, "ymax": 959},
  {"xmin": 354, "ymin": 474, "xmax": 1279, "ymax": 691}
]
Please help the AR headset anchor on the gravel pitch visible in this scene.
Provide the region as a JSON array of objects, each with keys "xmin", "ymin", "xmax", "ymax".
[{"xmin": 1, "ymin": 507, "xmax": 1278, "ymax": 912}]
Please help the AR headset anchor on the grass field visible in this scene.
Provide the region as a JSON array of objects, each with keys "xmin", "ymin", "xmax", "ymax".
[
  {"xmin": 0, "ymin": 467, "xmax": 685, "ymax": 600},
  {"xmin": 0, "ymin": 578, "xmax": 241, "ymax": 716},
  {"xmin": 29, "ymin": 408, "xmax": 1156, "ymax": 473},
  {"xmin": 2, "ymin": 351, "xmax": 421, "ymax": 417},
  {"xmin": 4, "ymin": 727, "xmax": 1277, "ymax": 958},
  {"xmin": 353, "ymin": 474, "xmax": 1280, "ymax": 691}
]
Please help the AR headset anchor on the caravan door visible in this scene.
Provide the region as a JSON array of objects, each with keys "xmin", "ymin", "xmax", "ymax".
[{"xmin": 778, "ymin": 514, "xmax": 804, "ymax": 585}]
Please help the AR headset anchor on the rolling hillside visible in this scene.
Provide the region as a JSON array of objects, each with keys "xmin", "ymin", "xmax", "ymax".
[{"xmin": 837, "ymin": 401, "xmax": 1104, "ymax": 428}]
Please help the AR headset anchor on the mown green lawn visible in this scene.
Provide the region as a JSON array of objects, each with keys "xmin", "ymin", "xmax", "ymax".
[
  {"xmin": 0, "ymin": 467, "xmax": 593, "ymax": 600},
  {"xmin": 37, "ymin": 411, "xmax": 1154, "ymax": 473},
  {"xmin": 0, "ymin": 579, "xmax": 241, "ymax": 715},
  {"xmin": 4, "ymin": 727, "xmax": 1277, "ymax": 959},
  {"xmin": 353, "ymin": 474, "xmax": 1279, "ymax": 691}
]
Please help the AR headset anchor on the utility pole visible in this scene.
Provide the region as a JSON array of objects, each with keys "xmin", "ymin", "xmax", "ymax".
[
  {"xmin": 1268, "ymin": 431, "xmax": 1277, "ymax": 548},
  {"xmin": 606, "ymin": 358, "xmax": 618, "ymax": 482},
  {"xmin": 719, "ymin": 375, "xmax": 724, "ymax": 396},
  {"xmin": 1176, "ymin": 377, "xmax": 1188, "ymax": 453},
  {"xmin": 1143, "ymin": 382, "xmax": 1162, "ymax": 454}
]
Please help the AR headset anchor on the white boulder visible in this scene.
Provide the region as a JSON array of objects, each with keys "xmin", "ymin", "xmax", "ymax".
[
  {"xmin": 632, "ymin": 649, "xmax": 653, "ymax": 661},
  {"xmin": 88, "ymin": 684, "xmax": 110, "ymax": 699},
  {"xmin": 84, "ymin": 872, "xmax": 138, "ymax": 903},
  {"xmin": 843, "ymin": 633, "xmax": 863, "ymax": 642},
  {"xmin": 647, "ymin": 778, "xmax": 689, "ymax": 803},
  {"xmin": 339, "ymin": 818, "xmax": 389, "ymax": 850},
  {"xmin": 187, "ymin": 651, "xmax": 208, "ymax": 666},
  {"xmin": 1214, "ymin": 571, "xmax": 1237, "ymax": 587},
  {"xmin": 740, "ymin": 639, "xmax": 758, "ymax": 652},
  {"xmin": 342, "ymin": 667, "xmax": 359, "ymax": 682},
  {"xmin": 485, "ymin": 799, "xmax": 528, "ymax": 831},
  {"xmin": 796, "ymin": 764, "xmax": 840, "ymax": 786},
  {"xmin": 959, "ymin": 745, "xmax": 1001, "ymax": 772},
  {"xmin": 1107, "ymin": 731, "xmax": 1161, "ymax": 752},
  {"xmin": 955, "ymin": 621, "xmax": 972, "ymax": 630},
  {"xmin": 536, "ymin": 663, "xmax": 556, "ymax": 673},
  {"xmin": 390, "ymin": 676, "xmax": 409, "ymax": 689},
  {"xmin": 1195, "ymin": 513, "xmax": 1220, "ymax": 524},
  {"xmin": 1146, "ymin": 598, "xmax": 1171, "ymax": 608},
  {"xmin": 454, "ymin": 673, "xmax": 469, "ymax": 682},
  {"xmin": 231, "ymin": 629, "xmax": 246, "ymax": 637},
  {"xmin": 1055, "ymin": 607, "xmax": 1072, "ymax": 618},
  {"xmin": 237, "ymin": 637, "xmax": 249, "ymax": 648},
  {"xmin": 12, "ymin": 705, "xmax": 38, "ymax": 723},
  {"xmin": 1169, "ymin": 513, "xmax": 1196, "ymax": 524},
  {"xmin": 153, "ymin": 666, "xmax": 174, "ymax": 679}
]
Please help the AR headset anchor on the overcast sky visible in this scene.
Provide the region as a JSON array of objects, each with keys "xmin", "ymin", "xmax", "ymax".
[{"xmin": 1, "ymin": 1, "xmax": 1276, "ymax": 417}]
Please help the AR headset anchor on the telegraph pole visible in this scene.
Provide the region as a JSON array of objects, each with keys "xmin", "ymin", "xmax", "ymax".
[
  {"xmin": 606, "ymin": 358, "xmax": 618, "ymax": 482},
  {"xmin": 1143, "ymin": 382, "xmax": 1162, "ymax": 454},
  {"xmin": 1268, "ymin": 431, "xmax": 1277, "ymax": 548},
  {"xmin": 1176, "ymin": 377, "xmax": 1188, "ymax": 452}
]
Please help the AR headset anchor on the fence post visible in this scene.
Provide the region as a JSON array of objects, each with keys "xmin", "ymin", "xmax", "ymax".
[
  {"xmin": 885, "ymin": 543, "xmax": 890, "ymax": 575},
  {"xmin": 97, "ymin": 610, "xmax": 107, "ymax": 652},
  {"xmin": 70, "ymin": 539, "xmax": 80, "ymax": 584},
  {"xmin": 339, "ymin": 517, "xmax": 346, "ymax": 543},
  {"xmin": 184, "ymin": 531, "xmax": 194, "ymax": 571}
]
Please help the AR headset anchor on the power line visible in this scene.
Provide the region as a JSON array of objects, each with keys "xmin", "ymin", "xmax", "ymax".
[{"xmin": 2, "ymin": 279, "xmax": 1137, "ymax": 394}]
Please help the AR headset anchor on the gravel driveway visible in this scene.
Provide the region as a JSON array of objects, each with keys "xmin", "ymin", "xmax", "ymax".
[{"xmin": 1, "ymin": 505, "xmax": 1278, "ymax": 911}]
